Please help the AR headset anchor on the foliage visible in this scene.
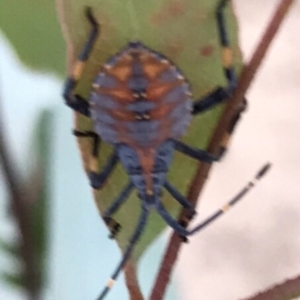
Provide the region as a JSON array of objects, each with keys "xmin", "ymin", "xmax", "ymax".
[{"xmin": 0, "ymin": 111, "xmax": 52, "ymax": 295}]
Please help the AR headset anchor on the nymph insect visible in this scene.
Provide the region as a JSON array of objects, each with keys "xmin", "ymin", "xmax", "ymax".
[{"xmin": 63, "ymin": 1, "xmax": 270, "ymax": 299}]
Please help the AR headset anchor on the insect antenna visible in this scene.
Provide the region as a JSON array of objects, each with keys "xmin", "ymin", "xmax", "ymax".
[
  {"xmin": 96, "ymin": 204, "xmax": 149, "ymax": 300},
  {"xmin": 156, "ymin": 163, "xmax": 271, "ymax": 237},
  {"xmin": 188, "ymin": 162, "xmax": 272, "ymax": 235}
]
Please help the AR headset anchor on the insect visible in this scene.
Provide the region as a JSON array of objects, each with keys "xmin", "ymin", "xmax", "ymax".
[{"xmin": 63, "ymin": 0, "xmax": 270, "ymax": 299}]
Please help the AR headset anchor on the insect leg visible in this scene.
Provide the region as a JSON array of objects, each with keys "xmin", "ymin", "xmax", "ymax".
[
  {"xmin": 164, "ymin": 181, "xmax": 196, "ymax": 217},
  {"xmin": 192, "ymin": 0, "xmax": 237, "ymax": 115},
  {"xmin": 97, "ymin": 205, "xmax": 149, "ymax": 300},
  {"xmin": 89, "ymin": 151, "xmax": 119, "ymax": 189},
  {"xmin": 102, "ymin": 182, "xmax": 134, "ymax": 239},
  {"xmin": 63, "ymin": 7, "xmax": 99, "ymax": 117},
  {"xmin": 174, "ymin": 139, "xmax": 219, "ymax": 162},
  {"xmin": 216, "ymin": 0, "xmax": 237, "ymax": 90},
  {"xmin": 73, "ymin": 130, "xmax": 100, "ymax": 156},
  {"xmin": 214, "ymin": 0, "xmax": 247, "ymax": 156},
  {"xmin": 73, "ymin": 130, "xmax": 110, "ymax": 189},
  {"xmin": 221, "ymin": 99, "xmax": 247, "ymax": 152},
  {"xmin": 192, "ymin": 87, "xmax": 230, "ymax": 115},
  {"xmin": 192, "ymin": 0, "xmax": 247, "ymax": 156},
  {"xmin": 157, "ymin": 163, "xmax": 271, "ymax": 238},
  {"xmin": 156, "ymin": 202, "xmax": 190, "ymax": 237},
  {"xmin": 186, "ymin": 163, "xmax": 271, "ymax": 236}
]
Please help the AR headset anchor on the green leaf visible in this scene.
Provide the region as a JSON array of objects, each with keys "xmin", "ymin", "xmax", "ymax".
[
  {"xmin": 58, "ymin": 0, "xmax": 242, "ymax": 263},
  {"xmin": 0, "ymin": 0, "xmax": 65, "ymax": 74},
  {"xmin": 1, "ymin": 272, "xmax": 24, "ymax": 288},
  {"xmin": 0, "ymin": 239, "xmax": 19, "ymax": 259},
  {"xmin": 0, "ymin": 110, "xmax": 53, "ymax": 291}
]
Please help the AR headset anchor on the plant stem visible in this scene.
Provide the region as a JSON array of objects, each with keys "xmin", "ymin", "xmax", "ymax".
[
  {"xmin": 242, "ymin": 274, "xmax": 300, "ymax": 300},
  {"xmin": 0, "ymin": 102, "xmax": 40, "ymax": 300},
  {"xmin": 124, "ymin": 260, "xmax": 144, "ymax": 300}
]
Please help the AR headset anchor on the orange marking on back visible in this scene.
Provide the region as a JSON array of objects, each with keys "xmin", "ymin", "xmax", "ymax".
[
  {"xmin": 147, "ymin": 79, "xmax": 184, "ymax": 101},
  {"xmin": 149, "ymin": 103, "xmax": 176, "ymax": 120},
  {"xmin": 106, "ymin": 55, "xmax": 133, "ymax": 82},
  {"xmin": 140, "ymin": 53, "xmax": 170, "ymax": 80},
  {"xmin": 108, "ymin": 109, "xmax": 136, "ymax": 122},
  {"xmin": 97, "ymin": 86, "xmax": 134, "ymax": 103}
]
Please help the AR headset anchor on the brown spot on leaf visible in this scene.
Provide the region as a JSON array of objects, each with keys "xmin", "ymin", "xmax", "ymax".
[
  {"xmin": 167, "ymin": 1, "xmax": 185, "ymax": 17},
  {"xmin": 150, "ymin": 0, "xmax": 185, "ymax": 26},
  {"xmin": 200, "ymin": 45, "xmax": 214, "ymax": 57},
  {"xmin": 150, "ymin": 12, "xmax": 164, "ymax": 26},
  {"xmin": 165, "ymin": 42, "xmax": 184, "ymax": 59}
]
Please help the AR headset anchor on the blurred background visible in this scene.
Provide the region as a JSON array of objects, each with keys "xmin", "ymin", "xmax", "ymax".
[
  {"xmin": 0, "ymin": 0, "xmax": 299, "ymax": 300},
  {"xmin": 177, "ymin": 1, "xmax": 300, "ymax": 299}
]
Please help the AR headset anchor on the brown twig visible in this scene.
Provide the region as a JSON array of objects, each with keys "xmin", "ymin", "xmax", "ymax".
[
  {"xmin": 124, "ymin": 260, "xmax": 144, "ymax": 300},
  {"xmin": 0, "ymin": 102, "xmax": 39, "ymax": 300},
  {"xmin": 241, "ymin": 274, "xmax": 300, "ymax": 300},
  {"xmin": 149, "ymin": 0, "xmax": 295, "ymax": 299}
]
